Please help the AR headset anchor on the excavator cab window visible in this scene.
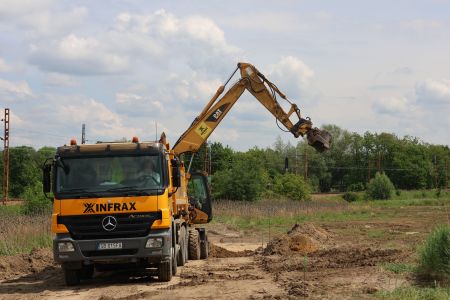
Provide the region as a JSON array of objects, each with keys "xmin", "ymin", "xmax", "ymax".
[{"xmin": 188, "ymin": 173, "xmax": 212, "ymax": 221}]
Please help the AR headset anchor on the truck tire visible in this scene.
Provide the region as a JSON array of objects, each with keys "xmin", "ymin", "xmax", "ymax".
[
  {"xmin": 188, "ymin": 229, "xmax": 201, "ymax": 260},
  {"xmin": 171, "ymin": 246, "xmax": 177, "ymax": 275},
  {"xmin": 64, "ymin": 269, "xmax": 80, "ymax": 286},
  {"xmin": 200, "ymin": 237, "xmax": 209, "ymax": 259},
  {"xmin": 158, "ymin": 257, "xmax": 172, "ymax": 282},
  {"xmin": 177, "ymin": 226, "xmax": 187, "ymax": 266},
  {"xmin": 80, "ymin": 265, "xmax": 94, "ymax": 280}
]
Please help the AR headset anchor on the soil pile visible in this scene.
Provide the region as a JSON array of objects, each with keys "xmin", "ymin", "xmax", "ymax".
[
  {"xmin": 263, "ymin": 223, "xmax": 332, "ymax": 255},
  {"xmin": 0, "ymin": 248, "xmax": 55, "ymax": 280},
  {"xmin": 209, "ymin": 244, "xmax": 253, "ymax": 258}
]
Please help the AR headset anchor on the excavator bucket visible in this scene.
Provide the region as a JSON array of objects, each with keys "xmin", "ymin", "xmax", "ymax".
[{"xmin": 307, "ymin": 128, "xmax": 332, "ymax": 152}]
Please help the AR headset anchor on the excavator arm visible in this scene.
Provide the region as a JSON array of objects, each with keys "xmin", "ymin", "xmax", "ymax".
[{"xmin": 172, "ymin": 62, "xmax": 331, "ymax": 156}]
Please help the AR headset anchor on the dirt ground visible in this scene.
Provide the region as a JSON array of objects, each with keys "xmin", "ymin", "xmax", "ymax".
[{"xmin": 0, "ymin": 205, "xmax": 448, "ymax": 299}]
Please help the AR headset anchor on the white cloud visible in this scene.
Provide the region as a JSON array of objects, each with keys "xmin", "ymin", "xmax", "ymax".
[
  {"xmin": 30, "ymin": 34, "xmax": 130, "ymax": 75},
  {"xmin": 373, "ymin": 96, "xmax": 409, "ymax": 114},
  {"xmin": 0, "ymin": 58, "xmax": 12, "ymax": 72},
  {"xmin": 416, "ymin": 79, "xmax": 450, "ymax": 106},
  {"xmin": 401, "ymin": 19, "xmax": 442, "ymax": 32},
  {"xmin": 0, "ymin": 0, "xmax": 53, "ymax": 17},
  {"xmin": 29, "ymin": 10, "xmax": 240, "ymax": 76},
  {"xmin": 44, "ymin": 72, "xmax": 78, "ymax": 87},
  {"xmin": 22, "ymin": 6, "xmax": 88, "ymax": 37},
  {"xmin": 267, "ymin": 56, "xmax": 315, "ymax": 101},
  {"xmin": 0, "ymin": 78, "xmax": 34, "ymax": 101}
]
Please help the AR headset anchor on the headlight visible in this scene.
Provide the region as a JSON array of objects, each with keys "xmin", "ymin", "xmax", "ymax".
[
  {"xmin": 58, "ymin": 242, "xmax": 75, "ymax": 252},
  {"xmin": 145, "ymin": 237, "xmax": 163, "ymax": 248}
]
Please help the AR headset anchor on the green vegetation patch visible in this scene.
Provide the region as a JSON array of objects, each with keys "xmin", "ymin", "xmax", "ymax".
[
  {"xmin": 382, "ymin": 263, "xmax": 416, "ymax": 274},
  {"xmin": 377, "ymin": 287, "xmax": 450, "ymax": 300},
  {"xmin": 417, "ymin": 224, "xmax": 450, "ymax": 281}
]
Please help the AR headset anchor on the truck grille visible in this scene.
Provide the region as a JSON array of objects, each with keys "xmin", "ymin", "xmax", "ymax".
[{"xmin": 58, "ymin": 212, "xmax": 162, "ymax": 240}]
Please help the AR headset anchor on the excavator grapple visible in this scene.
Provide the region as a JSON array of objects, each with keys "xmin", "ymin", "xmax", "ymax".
[{"xmin": 307, "ymin": 128, "xmax": 332, "ymax": 153}]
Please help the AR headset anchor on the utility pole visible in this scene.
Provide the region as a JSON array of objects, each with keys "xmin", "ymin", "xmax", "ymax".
[
  {"xmin": 303, "ymin": 147, "xmax": 308, "ymax": 180},
  {"xmin": 81, "ymin": 123, "xmax": 86, "ymax": 144},
  {"xmin": 377, "ymin": 151, "xmax": 381, "ymax": 173},
  {"xmin": 2, "ymin": 108, "xmax": 10, "ymax": 205}
]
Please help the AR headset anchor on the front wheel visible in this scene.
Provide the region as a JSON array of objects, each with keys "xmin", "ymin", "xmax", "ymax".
[
  {"xmin": 64, "ymin": 269, "xmax": 80, "ymax": 286},
  {"xmin": 158, "ymin": 257, "xmax": 172, "ymax": 282}
]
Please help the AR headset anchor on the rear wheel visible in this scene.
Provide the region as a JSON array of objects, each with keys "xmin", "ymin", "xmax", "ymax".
[
  {"xmin": 171, "ymin": 246, "xmax": 178, "ymax": 275},
  {"xmin": 188, "ymin": 229, "xmax": 201, "ymax": 260},
  {"xmin": 200, "ymin": 236, "xmax": 209, "ymax": 259},
  {"xmin": 64, "ymin": 269, "xmax": 80, "ymax": 286},
  {"xmin": 177, "ymin": 226, "xmax": 187, "ymax": 266}
]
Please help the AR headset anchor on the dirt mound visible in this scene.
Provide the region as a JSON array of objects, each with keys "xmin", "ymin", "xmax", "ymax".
[
  {"xmin": 209, "ymin": 244, "xmax": 253, "ymax": 258},
  {"xmin": 260, "ymin": 247, "xmax": 406, "ymax": 273},
  {"xmin": 0, "ymin": 248, "xmax": 55, "ymax": 280},
  {"xmin": 263, "ymin": 223, "xmax": 332, "ymax": 255}
]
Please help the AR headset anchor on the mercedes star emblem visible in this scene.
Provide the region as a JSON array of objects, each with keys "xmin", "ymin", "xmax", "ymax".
[{"xmin": 102, "ymin": 216, "xmax": 117, "ymax": 231}]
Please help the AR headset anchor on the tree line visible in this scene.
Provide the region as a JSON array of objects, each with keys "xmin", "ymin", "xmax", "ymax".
[{"xmin": 1, "ymin": 125, "xmax": 448, "ymax": 203}]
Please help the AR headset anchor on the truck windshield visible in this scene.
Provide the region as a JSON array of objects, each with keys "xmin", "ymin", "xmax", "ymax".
[{"xmin": 55, "ymin": 155, "xmax": 164, "ymax": 198}]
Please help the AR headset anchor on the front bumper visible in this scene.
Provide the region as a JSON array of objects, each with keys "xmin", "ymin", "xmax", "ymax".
[{"xmin": 53, "ymin": 228, "xmax": 171, "ymax": 265}]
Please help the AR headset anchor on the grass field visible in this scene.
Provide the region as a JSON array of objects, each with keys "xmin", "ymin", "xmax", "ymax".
[{"xmin": 1, "ymin": 189, "xmax": 449, "ymax": 299}]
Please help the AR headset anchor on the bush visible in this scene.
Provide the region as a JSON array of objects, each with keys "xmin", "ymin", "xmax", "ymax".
[
  {"xmin": 211, "ymin": 154, "xmax": 268, "ymax": 201},
  {"xmin": 273, "ymin": 173, "xmax": 311, "ymax": 201},
  {"xmin": 21, "ymin": 182, "xmax": 52, "ymax": 215},
  {"xmin": 365, "ymin": 172, "xmax": 395, "ymax": 200},
  {"xmin": 342, "ymin": 192, "xmax": 359, "ymax": 202},
  {"xmin": 417, "ymin": 225, "xmax": 450, "ymax": 281},
  {"xmin": 347, "ymin": 182, "xmax": 365, "ymax": 192}
]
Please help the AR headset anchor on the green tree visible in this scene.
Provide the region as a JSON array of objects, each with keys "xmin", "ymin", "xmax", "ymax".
[
  {"xmin": 366, "ymin": 172, "xmax": 395, "ymax": 200},
  {"xmin": 273, "ymin": 173, "xmax": 311, "ymax": 201},
  {"xmin": 211, "ymin": 152, "xmax": 268, "ymax": 201}
]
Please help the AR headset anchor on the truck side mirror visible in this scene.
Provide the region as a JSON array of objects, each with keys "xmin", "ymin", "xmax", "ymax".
[
  {"xmin": 171, "ymin": 158, "xmax": 181, "ymax": 187},
  {"xmin": 43, "ymin": 164, "xmax": 52, "ymax": 194}
]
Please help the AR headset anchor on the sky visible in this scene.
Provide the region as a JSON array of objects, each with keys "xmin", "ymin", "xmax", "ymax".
[{"xmin": 0, "ymin": 0, "xmax": 449, "ymax": 151}]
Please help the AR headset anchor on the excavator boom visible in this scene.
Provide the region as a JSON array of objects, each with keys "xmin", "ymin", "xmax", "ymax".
[{"xmin": 172, "ymin": 62, "xmax": 331, "ymax": 155}]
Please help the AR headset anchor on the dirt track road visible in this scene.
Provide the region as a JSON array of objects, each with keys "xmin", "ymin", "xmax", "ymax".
[
  {"xmin": 0, "ymin": 243, "xmax": 285, "ymax": 300},
  {"xmin": 1, "ymin": 206, "xmax": 447, "ymax": 299}
]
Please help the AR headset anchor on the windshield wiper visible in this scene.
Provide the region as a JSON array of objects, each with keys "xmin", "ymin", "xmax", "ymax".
[
  {"xmin": 60, "ymin": 188, "xmax": 100, "ymax": 198},
  {"xmin": 105, "ymin": 186, "xmax": 161, "ymax": 196},
  {"xmin": 105, "ymin": 186, "xmax": 139, "ymax": 192}
]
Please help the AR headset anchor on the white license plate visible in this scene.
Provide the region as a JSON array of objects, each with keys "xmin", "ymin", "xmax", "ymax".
[{"xmin": 97, "ymin": 242, "xmax": 123, "ymax": 250}]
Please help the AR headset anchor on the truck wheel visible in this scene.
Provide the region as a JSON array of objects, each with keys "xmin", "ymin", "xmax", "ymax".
[
  {"xmin": 80, "ymin": 265, "xmax": 94, "ymax": 280},
  {"xmin": 158, "ymin": 257, "xmax": 172, "ymax": 282},
  {"xmin": 177, "ymin": 226, "xmax": 186, "ymax": 266},
  {"xmin": 64, "ymin": 269, "xmax": 81, "ymax": 286},
  {"xmin": 200, "ymin": 237, "xmax": 209, "ymax": 259},
  {"xmin": 188, "ymin": 229, "xmax": 201, "ymax": 260},
  {"xmin": 171, "ymin": 246, "xmax": 178, "ymax": 275}
]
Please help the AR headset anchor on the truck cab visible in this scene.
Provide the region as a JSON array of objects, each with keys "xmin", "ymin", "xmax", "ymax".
[{"xmin": 43, "ymin": 139, "xmax": 212, "ymax": 285}]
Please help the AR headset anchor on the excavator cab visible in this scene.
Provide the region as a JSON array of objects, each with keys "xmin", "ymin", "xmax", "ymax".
[
  {"xmin": 188, "ymin": 172, "xmax": 213, "ymax": 223},
  {"xmin": 307, "ymin": 128, "xmax": 332, "ymax": 153}
]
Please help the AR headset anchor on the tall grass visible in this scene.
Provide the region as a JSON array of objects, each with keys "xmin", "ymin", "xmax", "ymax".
[
  {"xmin": 416, "ymin": 225, "xmax": 450, "ymax": 281},
  {"xmin": 0, "ymin": 208, "xmax": 52, "ymax": 256}
]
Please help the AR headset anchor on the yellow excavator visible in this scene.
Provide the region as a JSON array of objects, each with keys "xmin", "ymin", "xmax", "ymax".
[
  {"xmin": 43, "ymin": 62, "xmax": 331, "ymax": 285},
  {"xmin": 173, "ymin": 62, "xmax": 331, "ymax": 155}
]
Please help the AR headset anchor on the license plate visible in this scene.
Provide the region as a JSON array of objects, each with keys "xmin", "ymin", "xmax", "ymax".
[{"xmin": 97, "ymin": 242, "xmax": 123, "ymax": 250}]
